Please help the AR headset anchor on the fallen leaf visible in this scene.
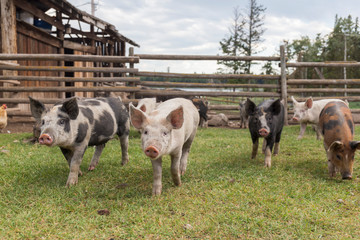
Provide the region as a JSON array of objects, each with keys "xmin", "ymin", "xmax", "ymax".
[
  {"xmin": 1, "ymin": 149, "xmax": 10, "ymax": 155},
  {"xmin": 183, "ymin": 224, "xmax": 193, "ymax": 230},
  {"xmin": 97, "ymin": 209, "xmax": 110, "ymax": 216},
  {"xmin": 116, "ymin": 183, "xmax": 129, "ymax": 189}
]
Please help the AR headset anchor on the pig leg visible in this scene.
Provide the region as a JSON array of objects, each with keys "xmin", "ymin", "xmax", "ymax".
[
  {"xmin": 61, "ymin": 147, "xmax": 83, "ymax": 177},
  {"xmin": 273, "ymin": 129, "xmax": 283, "ymax": 156},
  {"xmin": 264, "ymin": 138, "xmax": 275, "ymax": 167},
  {"xmin": 179, "ymin": 134, "xmax": 196, "ymax": 175},
  {"xmin": 118, "ymin": 120, "xmax": 130, "ymax": 166},
  {"xmin": 297, "ymin": 123, "xmax": 307, "ymax": 139},
  {"xmin": 88, "ymin": 144, "xmax": 105, "ymax": 171},
  {"xmin": 66, "ymin": 146, "xmax": 87, "ymax": 187},
  {"xmin": 273, "ymin": 143, "xmax": 280, "ymax": 155},
  {"xmin": 119, "ymin": 133, "xmax": 129, "ymax": 166},
  {"xmin": 151, "ymin": 158, "xmax": 163, "ymax": 196},
  {"xmin": 328, "ymin": 160, "xmax": 336, "ymax": 178},
  {"xmin": 262, "ymin": 138, "xmax": 267, "ymax": 154},
  {"xmin": 251, "ymin": 137, "xmax": 259, "ymax": 159},
  {"xmin": 170, "ymin": 152, "xmax": 182, "ymax": 186},
  {"xmin": 314, "ymin": 125, "xmax": 322, "ymax": 140}
]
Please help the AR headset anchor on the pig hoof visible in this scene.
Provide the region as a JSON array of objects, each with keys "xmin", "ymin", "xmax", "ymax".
[
  {"xmin": 66, "ymin": 178, "xmax": 78, "ymax": 187},
  {"xmin": 264, "ymin": 162, "xmax": 271, "ymax": 168},
  {"xmin": 88, "ymin": 166, "xmax": 95, "ymax": 171},
  {"xmin": 78, "ymin": 170, "xmax": 83, "ymax": 176},
  {"xmin": 297, "ymin": 136, "xmax": 303, "ymax": 140},
  {"xmin": 152, "ymin": 189, "xmax": 162, "ymax": 196},
  {"xmin": 121, "ymin": 158, "xmax": 129, "ymax": 166}
]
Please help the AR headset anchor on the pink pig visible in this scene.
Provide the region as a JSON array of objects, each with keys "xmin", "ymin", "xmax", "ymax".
[
  {"xmin": 291, "ymin": 96, "xmax": 348, "ymax": 140},
  {"xmin": 129, "ymin": 98, "xmax": 199, "ymax": 195}
]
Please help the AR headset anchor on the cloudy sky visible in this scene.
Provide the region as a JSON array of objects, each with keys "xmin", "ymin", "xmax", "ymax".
[{"xmin": 68, "ymin": 0, "xmax": 360, "ymax": 74}]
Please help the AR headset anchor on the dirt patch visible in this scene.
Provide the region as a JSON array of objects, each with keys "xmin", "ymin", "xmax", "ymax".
[{"xmin": 2, "ymin": 122, "xmax": 34, "ymax": 134}]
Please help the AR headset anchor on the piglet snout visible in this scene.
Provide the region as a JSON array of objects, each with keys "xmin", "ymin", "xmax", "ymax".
[
  {"xmin": 292, "ymin": 117, "xmax": 298, "ymax": 122},
  {"xmin": 342, "ymin": 173, "xmax": 352, "ymax": 180},
  {"xmin": 39, "ymin": 134, "xmax": 53, "ymax": 146},
  {"xmin": 259, "ymin": 128, "xmax": 269, "ymax": 137},
  {"xmin": 145, "ymin": 146, "xmax": 159, "ymax": 159}
]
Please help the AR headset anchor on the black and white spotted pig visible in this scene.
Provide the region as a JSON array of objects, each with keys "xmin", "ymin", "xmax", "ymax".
[
  {"xmin": 319, "ymin": 101, "xmax": 360, "ymax": 180},
  {"xmin": 245, "ymin": 98, "xmax": 284, "ymax": 167},
  {"xmin": 29, "ymin": 97, "xmax": 130, "ymax": 186}
]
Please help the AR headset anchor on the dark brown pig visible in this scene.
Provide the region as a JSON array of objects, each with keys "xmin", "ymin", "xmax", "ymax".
[{"xmin": 319, "ymin": 101, "xmax": 360, "ymax": 179}]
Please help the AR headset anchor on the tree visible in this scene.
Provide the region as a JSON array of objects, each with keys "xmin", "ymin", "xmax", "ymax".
[
  {"xmin": 242, "ymin": 0, "xmax": 267, "ymax": 74},
  {"xmin": 217, "ymin": 7, "xmax": 246, "ymax": 75},
  {"xmin": 218, "ymin": 0, "xmax": 266, "ymax": 75}
]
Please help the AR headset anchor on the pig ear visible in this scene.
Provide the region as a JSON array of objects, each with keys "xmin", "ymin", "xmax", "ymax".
[
  {"xmin": 350, "ymin": 141, "xmax": 360, "ymax": 150},
  {"xmin": 29, "ymin": 96, "xmax": 45, "ymax": 121},
  {"xmin": 245, "ymin": 98, "xmax": 256, "ymax": 116},
  {"xmin": 269, "ymin": 99, "xmax": 282, "ymax": 115},
  {"xmin": 61, "ymin": 97, "xmax": 79, "ymax": 120},
  {"xmin": 328, "ymin": 141, "xmax": 344, "ymax": 153},
  {"xmin": 305, "ymin": 97, "xmax": 313, "ymax": 109},
  {"xmin": 139, "ymin": 104, "xmax": 146, "ymax": 112},
  {"xmin": 291, "ymin": 96, "xmax": 298, "ymax": 105},
  {"xmin": 166, "ymin": 106, "xmax": 184, "ymax": 129},
  {"xmin": 129, "ymin": 103, "xmax": 147, "ymax": 129}
]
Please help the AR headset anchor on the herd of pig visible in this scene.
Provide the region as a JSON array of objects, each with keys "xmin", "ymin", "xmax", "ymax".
[{"xmin": 28, "ymin": 96, "xmax": 359, "ymax": 195}]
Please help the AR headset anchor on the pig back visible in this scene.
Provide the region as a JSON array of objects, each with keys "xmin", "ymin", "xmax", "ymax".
[
  {"xmin": 78, "ymin": 97, "xmax": 129, "ymax": 145},
  {"xmin": 319, "ymin": 101, "xmax": 354, "ymax": 146}
]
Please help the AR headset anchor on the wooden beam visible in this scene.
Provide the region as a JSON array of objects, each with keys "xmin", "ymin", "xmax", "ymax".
[
  {"xmin": 136, "ymin": 54, "xmax": 280, "ymax": 61},
  {"xmin": 140, "ymin": 81, "xmax": 279, "ymax": 89},
  {"xmin": 0, "ymin": 53, "xmax": 139, "ymax": 63},
  {"xmin": 137, "ymin": 71, "xmax": 280, "ymax": 80},
  {"xmin": 137, "ymin": 89, "xmax": 280, "ymax": 98},
  {"xmin": 0, "ymin": 75, "xmax": 140, "ymax": 83},
  {"xmin": 0, "ymin": 65, "xmax": 139, "ymax": 73},
  {"xmin": 0, "ymin": 86, "xmax": 140, "ymax": 92},
  {"xmin": 14, "ymin": 0, "xmax": 64, "ymax": 31},
  {"xmin": 17, "ymin": 21, "xmax": 62, "ymax": 48},
  {"xmin": 288, "ymin": 88, "xmax": 360, "ymax": 93},
  {"xmin": 63, "ymin": 41, "xmax": 96, "ymax": 54},
  {"xmin": 287, "ymin": 62, "xmax": 360, "ymax": 68},
  {"xmin": 287, "ymin": 79, "xmax": 360, "ymax": 85}
]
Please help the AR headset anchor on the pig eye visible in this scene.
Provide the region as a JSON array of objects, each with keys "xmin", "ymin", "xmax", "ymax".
[
  {"xmin": 58, "ymin": 119, "xmax": 65, "ymax": 125},
  {"xmin": 144, "ymin": 130, "xmax": 148, "ymax": 135},
  {"xmin": 163, "ymin": 132, "xmax": 168, "ymax": 136},
  {"xmin": 41, "ymin": 120, "xmax": 45, "ymax": 125},
  {"xmin": 336, "ymin": 155, "xmax": 341, "ymax": 160}
]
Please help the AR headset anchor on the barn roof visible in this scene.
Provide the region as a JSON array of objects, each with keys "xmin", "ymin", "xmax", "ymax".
[{"xmin": 16, "ymin": 0, "xmax": 140, "ymax": 48}]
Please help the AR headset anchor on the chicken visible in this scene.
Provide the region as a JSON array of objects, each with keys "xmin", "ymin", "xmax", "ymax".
[{"xmin": 0, "ymin": 104, "xmax": 7, "ymax": 132}]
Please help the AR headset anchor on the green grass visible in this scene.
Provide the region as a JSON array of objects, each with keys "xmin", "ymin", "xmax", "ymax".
[{"xmin": 1, "ymin": 126, "xmax": 360, "ymax": 239}]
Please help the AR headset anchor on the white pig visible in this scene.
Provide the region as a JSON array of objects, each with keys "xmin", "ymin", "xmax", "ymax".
[
  {"xmin": 129, "ymin": 98, "xmax": 199, "ymax": 195},
  {"xmin": 291, "ymin": 96, "xmax": 348, "ymax": 140}
]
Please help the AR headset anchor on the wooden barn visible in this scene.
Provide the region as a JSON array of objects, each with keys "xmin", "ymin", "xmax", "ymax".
[{"xmin": 0, "ymin": 0, "xmax": 139, "ymax": 112}]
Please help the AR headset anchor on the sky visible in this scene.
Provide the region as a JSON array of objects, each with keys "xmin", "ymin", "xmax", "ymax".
[{"xmin": 67, "ymin": 0, "xmax": 360, "ymax": 74}]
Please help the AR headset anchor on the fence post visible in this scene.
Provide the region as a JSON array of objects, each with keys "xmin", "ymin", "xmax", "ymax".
[
  {"xmin": 280, "ymin": 45, "xmax": 288, "ymax": 125},
  {"xmin": 129, "ymin": 47, "xmax": 135, "ymax": 99}
]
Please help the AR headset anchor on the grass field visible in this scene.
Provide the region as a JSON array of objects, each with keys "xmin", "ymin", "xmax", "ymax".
[{"xmin": 0, "ymin": 125, "xmax": 360, "ymax": 239}]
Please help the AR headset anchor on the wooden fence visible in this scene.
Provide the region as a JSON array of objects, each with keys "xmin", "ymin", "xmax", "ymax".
[{"xmin": 1, "ymin": 45, "xmax": 360, "ymax": 125}]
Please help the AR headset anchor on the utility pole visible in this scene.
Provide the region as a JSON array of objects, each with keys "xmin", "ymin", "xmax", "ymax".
[
  {"xmin": 344, "ymin": 33, "xmax": 347, "ymax": 97},
  {"xmin": 91, "ymin": 0, "xmax": 95, "ymax": 16}
]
